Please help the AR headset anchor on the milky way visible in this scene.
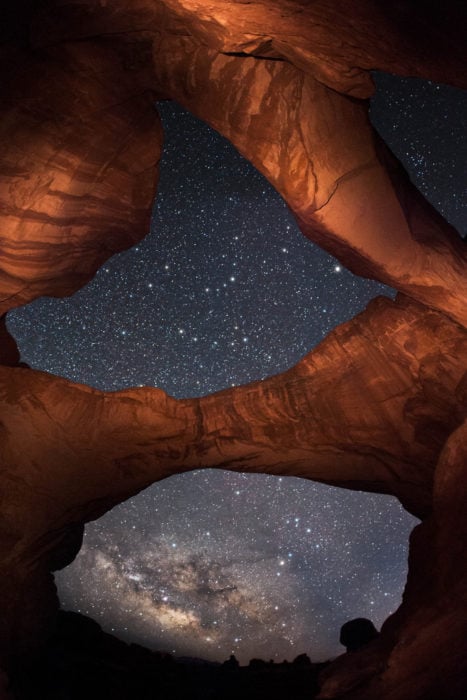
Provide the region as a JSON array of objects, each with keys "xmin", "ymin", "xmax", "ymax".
[{"xmin": 8, "ymin": 73, "xmax": 465, "ymax": 663}]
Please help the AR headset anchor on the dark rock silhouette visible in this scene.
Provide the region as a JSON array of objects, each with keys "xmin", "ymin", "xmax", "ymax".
[
  {"xmin": 9, "ymin": 611, "xmax": 326, "ymax": 699},
  {"xmin": 339, "ymin": 618, "xmax": 380, "ymax": 652},
  {"xmin": 0, "ymin": 315, "xmax": 20, "ymax": 367},
  {"xmin": 223, "ymin": 654, "xmax": 240, "ymax": 670},
  {"xmin": 293, "ymin": 653, "xmax": 312, "ymax": 667}
]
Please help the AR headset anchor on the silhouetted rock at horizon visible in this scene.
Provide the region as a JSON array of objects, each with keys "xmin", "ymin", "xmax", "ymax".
[
  {"xmin": 293, "ymin": 653, "xmax": 313, "ymax": 667},
  {"xmin": 223, "ymin": 654, "xmax": 240, "ymax": 670},
  {"xmin": 339, "ymin": 618, "xmax": 380, "ymax": 652},
  {"xmin": 9, "ymin": 611, "xmax": 327, "ymax": 699}
]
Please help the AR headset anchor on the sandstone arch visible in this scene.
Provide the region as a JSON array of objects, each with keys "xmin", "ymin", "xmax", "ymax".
[{"xmin": 0, "ymin": 2, "xmax": 466, "ymax": 698}]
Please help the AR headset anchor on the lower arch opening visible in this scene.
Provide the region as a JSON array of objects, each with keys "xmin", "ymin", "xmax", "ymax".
[{"xmin": 56, "ymin": 471, "xmax": 418, "ymax": 664}]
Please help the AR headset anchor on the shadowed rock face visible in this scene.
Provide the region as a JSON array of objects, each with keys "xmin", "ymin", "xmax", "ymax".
[
  {"xmin": 0, "ymin": 316, "xmax": 20, "ymax": 367},
  {"xmin": 0, "ymin": 37, "xmax": 162, "ymax": 312},
  {"xmin": 0, "ymin": 1, "xmax": 466, "ymax": 698},
  {"xmin": 318, "ymin": 421, "xmax": 467, "ymax": 700},
  {"xmin": 339, "ymin": 619, "xmax": 379, "ymax": 653}
]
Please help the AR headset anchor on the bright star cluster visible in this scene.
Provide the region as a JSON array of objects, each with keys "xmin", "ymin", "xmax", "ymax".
[{"xmin": 8, "ymin": 73, "xmax": 465, "ymax": 664}]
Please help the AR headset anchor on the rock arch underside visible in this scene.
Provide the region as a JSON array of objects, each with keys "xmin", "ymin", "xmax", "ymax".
[{"xmin": 0, "ymin": 1, "xmax": 466, "ymax": 698}]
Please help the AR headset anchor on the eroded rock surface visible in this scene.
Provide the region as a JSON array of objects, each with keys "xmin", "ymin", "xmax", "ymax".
[
  {"xmin": 0, "ymin": 37, "xmax": 162, "ymax": 313},
  {"xmin": 0, "ymin": 1, "xmax": 466, "ymax": 323},
  {"xmin": 152, "ymin": 35, "xmax": 467, "ymax": 326},
  {"xmin": 318, "ymin": 421, "xmax": 467, "ymax": 700}
]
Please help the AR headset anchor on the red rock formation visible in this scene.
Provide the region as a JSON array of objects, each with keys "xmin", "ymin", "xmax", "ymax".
[
  {"xmin": 0, "ymin": 1, "xmax": 466, "ymax": 323},
  {"xmin": 0, "ymin": 296, "xmax": 466, "ymax": 672},
  {"xmin": 318, "ymin": 421, "xmax": 467, "ymax": 700},
  {"xmin": 0, "ymin": 38, "xmax": 162, "ymax": 313},
  {"xmin": 31, "ymin": 1, "xmax": 467, "ymax": 94},
  {"xmin": 152, "ymin": 38, "xmax": 467, "ymax": 326},
  {"xmin": 0, "ymin": 2, "xmax": 466, "ymax": 698},
  {"xmin": 0, "ymin": 316, "xmax": 20, "ymax": 367}
]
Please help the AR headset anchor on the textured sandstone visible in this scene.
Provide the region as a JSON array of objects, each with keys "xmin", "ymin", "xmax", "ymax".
[
  {"xmin": 151, "ymin": 38, "xmax": 467, "ymax": 325},
  {"xmin": 318, "ymin": 421, "xmax": 467, "ymax": 700},
  {"xmin": 30, "ymin": 1, "xmax": 467, "ymax": 95},
  {"xmin": 0, "ymin": 39, "xmax": 162, "ymax": 313},
  {"xmin": 0, "ymin": 1, "xmax": 466, "ymax": 323}
]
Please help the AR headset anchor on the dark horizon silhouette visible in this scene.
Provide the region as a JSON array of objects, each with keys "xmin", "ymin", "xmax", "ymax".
[{"xmin": 10, "ymin": 610, "xmax": 334, "ymax": 699}]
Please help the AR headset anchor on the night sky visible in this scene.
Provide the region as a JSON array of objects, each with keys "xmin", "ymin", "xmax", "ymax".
[{"xmin": 8, "ymin": 73, "xmax": 466, "ymax": 663}]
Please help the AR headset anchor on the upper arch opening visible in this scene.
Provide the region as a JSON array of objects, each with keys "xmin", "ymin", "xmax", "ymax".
[{"xmin": 7, "ymin": 99, "xmax": 391, "ymax": 394}]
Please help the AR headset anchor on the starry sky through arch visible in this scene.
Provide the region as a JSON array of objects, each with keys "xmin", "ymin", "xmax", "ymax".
[{"xmin": 7, "ymin": 72, "xmax": 466, "ymax": 663}]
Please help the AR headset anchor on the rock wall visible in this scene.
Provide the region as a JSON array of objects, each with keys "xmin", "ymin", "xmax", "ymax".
[
  {"xmin": 0, "ymin": 37, "xmax": 162, "ymax": 313},
  {"xmin": 318, "ymin": 421, "xmax": 467, "ymax": 700}
]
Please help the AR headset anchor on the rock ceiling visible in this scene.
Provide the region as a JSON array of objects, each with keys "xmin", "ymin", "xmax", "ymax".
[{"xmin": 0, "ymin": 1, "xmax": 466, "ymax": 698}]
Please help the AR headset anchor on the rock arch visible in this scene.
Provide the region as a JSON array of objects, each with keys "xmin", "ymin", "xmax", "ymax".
[{"xmin": 0, "ymin": 2, "xmax": 466, "ymax": 698}]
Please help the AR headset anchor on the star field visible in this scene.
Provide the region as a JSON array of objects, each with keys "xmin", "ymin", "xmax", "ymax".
[
  {"xmin": 7, "ymin": 102, "xmax": 390, "ymax": 396},
  {"xmin": 8, "ymin": 72, "xmax": 465, "ymax": 663},
  {"xmin": 370, "ymin": 72, "xmax": 466, "ymax": 235},
  {"xmin": 56, "ymin": 472, "xmax": 416, "ymax": 662}
]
